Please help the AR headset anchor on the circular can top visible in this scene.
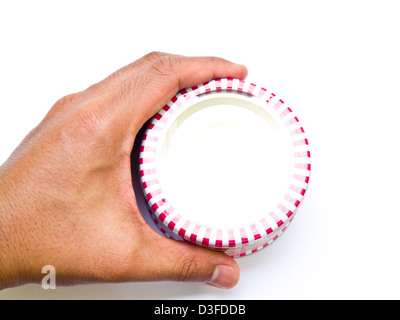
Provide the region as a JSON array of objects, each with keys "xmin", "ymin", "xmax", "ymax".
[{"xmin": 139, "ymin": 78, "xmax": 311, "ymax": 257}]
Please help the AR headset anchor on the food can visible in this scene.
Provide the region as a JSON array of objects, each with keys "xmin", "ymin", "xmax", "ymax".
[{"xmin": 139, "ymin": 78, "xmax": 311, "ymax": 257}]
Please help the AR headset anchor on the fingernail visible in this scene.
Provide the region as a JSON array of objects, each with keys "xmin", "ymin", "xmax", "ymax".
[{"xmin": 207, "ymin": 265, "xmax": 237, "ymax": 289}]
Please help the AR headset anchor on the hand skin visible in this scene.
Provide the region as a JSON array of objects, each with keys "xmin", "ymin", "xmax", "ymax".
[{"xmin": 0, "ymin": 52, "xmax": 248, "ymax": 291}]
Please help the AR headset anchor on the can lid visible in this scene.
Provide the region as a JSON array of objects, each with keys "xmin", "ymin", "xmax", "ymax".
[{"xmin": 139, "ymin": 78, "xmax": 311, "ymax": 257}]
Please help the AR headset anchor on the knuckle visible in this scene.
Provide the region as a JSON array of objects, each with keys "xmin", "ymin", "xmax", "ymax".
[
  {"xmin": 54, "ymin": 93, "xmax": 78, "ymax": 108},
  {"xmin": 143, "ymin": 51, "xmax": 165, "ymax": 61},
  {"xmin": 49, "ymin": 93, "xmax": 78, "ymax": 115},
  {"xmin": 149, "ymin": 55, "xmax": 179, "ymax": 76},
  {"xmin": 175, "ymin": 253, "xmax": 200, "ymax": 282},
  {"xmin": 40, "ymin": 93, "xmax": 81, "ymax": 128}
]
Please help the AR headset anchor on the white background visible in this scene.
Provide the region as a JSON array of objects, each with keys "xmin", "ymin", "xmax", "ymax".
[{"xmin": 1, "ymin": 0, "xmax": 399, "ymax": 300}]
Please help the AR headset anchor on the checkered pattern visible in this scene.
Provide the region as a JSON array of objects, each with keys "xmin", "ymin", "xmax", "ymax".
[{"xmin": 139, "ymin": 78, "xmax": 311, "ymax": 257}]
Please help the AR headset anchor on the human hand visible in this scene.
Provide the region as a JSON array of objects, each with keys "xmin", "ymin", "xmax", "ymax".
[{"xmin": 0, "ymin": 52, "xmax": 248, "ymax": 290}]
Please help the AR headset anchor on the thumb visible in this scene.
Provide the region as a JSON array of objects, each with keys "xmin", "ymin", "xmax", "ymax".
[{"xmin": 144, "ymin": 234, "xmax": 240, "ymax": 289}]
